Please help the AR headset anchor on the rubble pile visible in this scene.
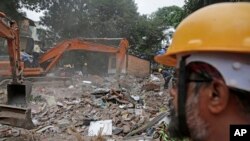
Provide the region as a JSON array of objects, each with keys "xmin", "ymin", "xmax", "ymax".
[{"xmin": 0, "ymin": 73, "xmax": 172, "ymax": 141}]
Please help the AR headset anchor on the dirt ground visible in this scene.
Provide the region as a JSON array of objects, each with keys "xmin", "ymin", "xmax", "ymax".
[{"xmin": 0, "ymin": 72, "xmax": 172, "ymax": 141}]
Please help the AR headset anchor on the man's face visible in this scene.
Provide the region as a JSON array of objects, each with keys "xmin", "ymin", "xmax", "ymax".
[
  {"xmin": 168, "ymin": 76, "xmax": 208, "ymax": 140},
  {"xmin": 167, "ymin": 73, "xmax": 182, "ymax": 138}
]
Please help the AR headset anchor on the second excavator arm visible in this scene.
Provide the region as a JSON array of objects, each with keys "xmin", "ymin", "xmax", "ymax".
[{"xmin": 39, "ymin": 38, "xmax": 127, "ymax": 73}]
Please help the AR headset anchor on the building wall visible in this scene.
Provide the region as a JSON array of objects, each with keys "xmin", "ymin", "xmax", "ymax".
[
  {"xmin": 19, "ymin": 19, "xmax": 32, "ymax": 37},
  {"xmin": 30, "ymin": 22, "xmax": 39, "ymax": 42},
  {"xmin": 127, "ymin": 55, "xmax": 150, "ymax": 77}
]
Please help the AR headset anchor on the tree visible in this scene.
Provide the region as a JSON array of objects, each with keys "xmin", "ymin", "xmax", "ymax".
[
  {"xmin": 129, "ymin": 15, "xmax": 164, "ymax": 60},
  {"xmin": 0, "ymin": 0, "xmax": 183, "ymax": 62},
  {"xmin": 151, "ymin": 6, "xmax": 185, "ymax": 28},
  {"xmin": 129, "ymin": 6, "xmax": 184, "ymax": 60},
  {"xmin": 0, "ymin": 0, "xmax": 50, "ymax": 20},
  {"xmin": 184, "ymin": 0, "xmax": 250, "ymax": 15},
  {"xmin": 39, "ymin": 0, "xmax": 139, "ymax": 42},
  {"xmin": 0, "ymin": 0, "xmax": 26, "ymax": 20}
]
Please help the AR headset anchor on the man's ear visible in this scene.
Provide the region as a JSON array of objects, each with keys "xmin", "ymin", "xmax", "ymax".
[{"xmin": 207, "ymin": 79, "xmax": 229, "ymax": 114}]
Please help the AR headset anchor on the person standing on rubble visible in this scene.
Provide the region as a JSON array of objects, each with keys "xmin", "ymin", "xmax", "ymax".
[
  {"xmin": 154, "ymin": 3, "xmax": 250, "ymax": 141},
  {"xmin": 82, "ymin": 62, "xmax": 88, "ymax": 77},
  {"xmin": 159, "ymin": 68, "xmax": 171, "ymax": 89}
]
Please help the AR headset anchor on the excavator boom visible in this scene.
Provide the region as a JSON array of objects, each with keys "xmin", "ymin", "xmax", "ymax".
[
  {"xmin": 0, "ymin": 12, "xmax": 34, "ymax": 129},
  {"xmin": 39, "ymin": 38, "xmax": 129, "ymax": 74}
]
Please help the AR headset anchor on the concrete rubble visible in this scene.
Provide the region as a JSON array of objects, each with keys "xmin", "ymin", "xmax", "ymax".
[{"xmin": 0, "ymin": 72, "xmax": 172, "ymax": 141}]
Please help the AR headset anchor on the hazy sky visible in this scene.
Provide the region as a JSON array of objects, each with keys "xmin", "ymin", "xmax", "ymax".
[
  {"xmin": 24, "ymin": 0, "xmax": 185, "ymax": 21},
  {"xmin": 135, "ymin": 0, "xmax": 185, "ymax": 15}
]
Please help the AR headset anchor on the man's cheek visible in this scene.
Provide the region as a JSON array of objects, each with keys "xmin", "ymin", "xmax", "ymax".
[
  {"xmin": 169, "ymin": 97, "xmax": 177, "ymax": 111},
  {"xmin": 172, "ymin": 97, "xmax": 178, "ymax": 112}
]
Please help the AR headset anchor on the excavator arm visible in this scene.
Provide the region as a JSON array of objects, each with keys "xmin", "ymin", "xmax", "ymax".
[
  {"xmin": 0, "ymin": 12, "xmax": 23, "ymax": 84},
  {"xmin": 39, "ymin": 38, "xmax": 129, "ymax": 74},
  {"xmin": 0, "ymin": 12, "xmax": 34, "ymax": 129},
  {"xmin": 116, "ymin": 38, "xmax": 129, "ymax": 74}
]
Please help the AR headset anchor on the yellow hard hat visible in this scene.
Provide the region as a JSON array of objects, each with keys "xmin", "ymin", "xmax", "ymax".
[{"xmin": 154, "ymin": 3, "xmax": 250, "ymax": 66}]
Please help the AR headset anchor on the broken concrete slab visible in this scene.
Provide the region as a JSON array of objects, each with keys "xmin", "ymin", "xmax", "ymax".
[
  {"xmin": 42, "ymin": 95, "xmax": 57, "ymax": 107},
  {"xmin": 1, "ymin": 73, "xmax": 172, "ymax": 140},
  {"xmin": 88, "ymin": 120, "xmax": 112, "ymax": 136},
  {"xmin": 141, "ymin": 83, "xmax": 160, "ymax": 92}
]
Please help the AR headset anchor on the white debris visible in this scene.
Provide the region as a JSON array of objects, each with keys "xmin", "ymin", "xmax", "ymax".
[
  {"xmin": 131, "ymin": 95, "xmax": 140, "ymax": 101},
  {"xmin": 83, "ymin": 80, "xmax": 92, "ymax": 84},
  {"xmin": 88, "ymin": 120, "xmax": 112, "ymax": 136},
  {"xmin": 119, "ymin": 105, "xmax": 126, "ymax": 109},
  {"xmin": 158, "ymin": 92, "xmax": 164, "ymax": 96},
  {"xmin": 149, "ymin": 74, "xmax": 160, "ymax": 82},
  {"xmin": 56, "ymin": 102, "xmax": 64, "ymax": 107}
]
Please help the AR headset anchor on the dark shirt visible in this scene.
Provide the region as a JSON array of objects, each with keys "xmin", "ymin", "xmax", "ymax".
[{"xmin": 162, "ymin": 70, "xmax": 170, "ymax": 78}]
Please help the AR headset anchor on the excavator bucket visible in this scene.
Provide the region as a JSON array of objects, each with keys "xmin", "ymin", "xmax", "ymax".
[
  {"xmin": 7, "ymin": 84, "xmax": 31, "ymax": 105},
  {"xmin": 0, "ymin": 83, "xmax": 34, "ymax": 129}
]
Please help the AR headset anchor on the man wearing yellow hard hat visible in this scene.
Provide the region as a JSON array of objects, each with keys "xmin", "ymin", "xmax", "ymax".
[{"xmin": 154, "ymin": 2, "xmax": 250, "ymax": 141}]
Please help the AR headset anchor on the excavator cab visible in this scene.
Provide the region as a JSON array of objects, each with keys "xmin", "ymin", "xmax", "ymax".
[{"xmin": 0, "ymin": 12, "xmax": 34, "ymax": 129}]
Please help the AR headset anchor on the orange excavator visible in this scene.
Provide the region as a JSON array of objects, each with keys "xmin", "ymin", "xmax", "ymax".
[
  {"xmin": 0, "ymin": 9, "xmax": 130, "ymax": 127},
  {"xmin": 0, "ymin": 12, "xmax": 34, "ymax": 129},
  {"xmin": 0, "ymin": 11, "xmax": 129, "ymax": 128},
  {"xmin": 38, "ymin": 38, "xmax": 129, "ymax": 75},
  {"xmin": 0, "ymin": 38, "xmax": 129, "ymax": 78}
]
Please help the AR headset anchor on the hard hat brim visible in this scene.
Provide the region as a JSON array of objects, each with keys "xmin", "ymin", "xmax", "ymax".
[
  {"xmin": 154, "ymin": 54, "xmax": 176, "ymax": 67},
  {"xmin": 154, "ymin": 3, "xmax": 250, "ymax": 67}
]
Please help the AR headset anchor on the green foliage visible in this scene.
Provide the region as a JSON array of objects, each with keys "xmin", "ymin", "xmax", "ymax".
[
  {"xmin": 152, "ymin": 6, "xmax": 185, "ymax": 28},
  {"xmin": 40, "ymin": 0, "xmax": 138, "ymax": 41},
  {"xmin": 0, "ymin": 0, "xmax": 50, "ymax": 19},
  {"xmin": 32, "ymin": 1, "xmax": 184, "ymax": 61},
  {"xmin": 183, "ymin": 0, "xmax": 204, "ymax": 16},
  {"xmin": 153, "ymin": 122, "xmax": 190, "ymax": 141},
  {"xmin": 0, "ymin": 0, "xmax": 25, "ymax": 20},
  {"xmin": 36, "ymin": 28, "xmax": 56, "ymax": 49},
  {"xmin": 0, "ymin": 0, "xmax": 183, "ymax": 61},
  {"xmin": 129, "ymin": 6, "xmax": 184, "ymax": 60},
  {"xmin": 184, "ymin": 0, "xmax": 250, "ymax": 15},
  {"xmin": 129, "ymin": 15, "xmax": 163, "ymax": 60}
]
